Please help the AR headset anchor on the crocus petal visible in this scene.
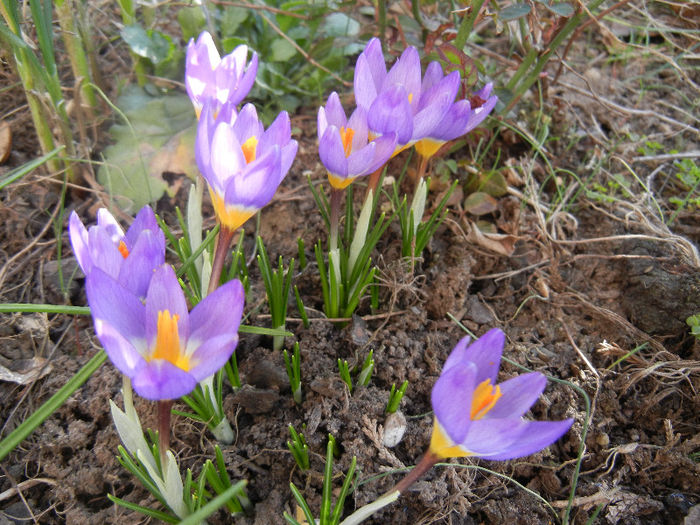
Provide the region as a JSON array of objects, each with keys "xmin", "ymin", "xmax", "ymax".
[
  {"xmin": 188, "ymin": 278, "xmax": 244, "ymax": 346},
  {"xmin": 485, "ymin": 372, "xmax": 547, "ymax": 419},
  {"xmin": 232, "ymin": 103, "xmax": 261, "ymax": 144},
  {"xmin": 465, "ymin": 94, "xmax": 498, "ymax": 132},
  {"xmin": 85, "ymin": 269, "xmax": 146, "ymax": 346},
  {"xmin": 188, "ymin": 335, "xmax": 239, "ymax": 380},
  {"xmin": 367, "ymin": 86, "xmax": 413, "ymax": 144},
  {"xmin": 258, "ymin": 110, "xmax": 291, "ymax": 155},
  {"xmin": 459, "ymin": 418, "xmax": 527, "ymax": 456},
  {"xmin": 364, "ymin": 133, "xmax": 397, "ymax": 173},
  {"xmin": 462, "ymin": 328, "xmax": 505, "ymax": 385},
  {"xmin": 94, "ymin": 319, "xmax": 147, "ymax": 376},
  {"xmin": 319, "ymin": 126, "xmax": 349, "ymax": 177},
  {"xmin": 118, "ymin": 230, "xmax": 164, "ymax": 298},
  {"xmin": 431, "ymin": 363, "xmax": 476, "ymax": 443},
  {"xmin": 211, "ymin": 124, "xmax": 247, "ymax": 181},
  {"xmin": 96, "ymin": 208, "xmax": 125, "ymax": 243},
  {"xmin": 225, "ymin": 148, "xmax": 281, "ymax": 209},
  {"xmin": 145, "ymin": 265, "xmax": 190, "ymax": 345},
  {"xmin": 69, "ymin": 212, "xmax": 91, "ymax": 274},
  {"xmin": 347, "ymin": 106, "xmax": 369, "ymax": 150},
  {"xmin": 354, "ymin": 39, "xmax": 385, "ymax": 109},
  {"xmin": 384, "ymin": 46, "xmax": 422, "ymax": 107},
  {"xmin": 346, "ymin": 142, "xmax": 378, "ymax": 176},
  {"xmin": 430, "ymin": 100, "xmax": 472, "ymax": 142},
  {"xmin": 322, "ymin": 92, "xmax": 346, "ymax": 129},
  {"xmin": 132, "ymin": 361, "xmax": 198, "ymax": 401},
  {"xmin": 279, "ymin": 141, "xmax": 299, "ymax": 183},
  {"xmin": 124, "ymin": 205, "xmax": 161, "ymax": 248},
  {"xmin": 442, "ymin": 335, "xmax": 471, "ymax": 373},
  {"xmin": 87, "ymin": 228, "xmax": 123, "ymax": 279},
  {"xmin": 477, "ymin": 419, "xmax": 574, "ymax": 461},
  {"xmin": 421, "ymin": 61, "xmax": 444, "ymax": 93}
]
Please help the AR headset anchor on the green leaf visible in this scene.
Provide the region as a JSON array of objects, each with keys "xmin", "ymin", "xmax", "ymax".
[
  {"xmin": 270, "ymin": 38, "xmax": 297, "ymax": 62},
  {"xmin": 500, "ymin": 4, "xmax": 532, "ymax": 21},
  {"xmin": 178, "ymin": 7, "xmax": 206, "ymax": 42},
  {"xmin": 322, "ymin": 13, "xmax": 360, "ymax": 37},
  {"xmin": 546, "ymin": 3, "xmax": 575, "ymax": 17},
  {"xmin": 121, "ymin": 25, "xmax": 173, "ymax": 64},
  {"xmin": 463, "ymin": 192, "xmax": 499, "ymax": 216},
  {"xmin": 97, "ymin": 85, "xmax": 197, "ymax": 212},
  {"xmin": 221, "ymin": 6, "xmax": 249, "ymax": 38}
]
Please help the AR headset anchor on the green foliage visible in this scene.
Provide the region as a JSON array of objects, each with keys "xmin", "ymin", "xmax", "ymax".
[
  {"xmin": 385, "ymin": 380, "xmax": 409, "ymax": 414},
  {"xmin": 178, "ymin": 1, "xmax": 357, "ymax": 119},
  {"xmin": 98, "ymin": 85, "xmax": 197, "ymax": 212},
  {"xmin": 257, "ymin": 236, "xmax": 296, "ymax": 350},
  {"xmin": 287, "ymin": 424, "xmax": 310, "ymax": 471},
  {"xmin": 687, "ymin": 314, "xmax": 700, "ymax": 340},
  {"xmin": 284, "ymin": 434, "xmax": 357, "ymax": 525},
  {"xmin": 284, "ymin": 342, "xmax": 303, "ymax": 404}
]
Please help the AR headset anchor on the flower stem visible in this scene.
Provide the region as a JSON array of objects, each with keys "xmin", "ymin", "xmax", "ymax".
[
  {"xmin": 366, "ymin": 166, "xmax": 384, "ymax": 198},
  {"xmin": 392, "ymin": 450, "xmax": 439, "ymax": 494},
  {"xmin": 208, "ymin": 225, "xmax": 235, "ymax": 295},
  {"xmin": 339, "ymin": 450, "xmax": 440, "ymax": 525},
  {"xmin": 329, "ymin": 187, "xmax": 343, "ymax": 252},
  {"xmin": 157, "ymin": 399, "xmax": 173, "ymax": 471}
]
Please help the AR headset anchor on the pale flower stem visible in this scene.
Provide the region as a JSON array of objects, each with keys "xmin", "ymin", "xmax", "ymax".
[
  {"xmin": 157, "ymin": 400, "xmax": 173, "ymax": 472},
  {"xmin": 329, "ymin": 187, "xmax": 343, "ymax": 252},
  {"xmin": 208, "ymin": 225, "xmax": 235, "ymax": 295},
  {"xmin": 366, "ymin": 166, "xmax": 383, "ymax": 197},
  {"xmin": 122, "ymin": 375, "xmax": 136, "ymax": 422},
  {"xmin": 340, "ymin": 451, "xmax": 439, "ymax": 525}
]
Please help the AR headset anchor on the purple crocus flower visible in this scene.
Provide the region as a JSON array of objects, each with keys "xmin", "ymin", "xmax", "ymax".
[
  {"xmin": 317, "ymin": 92, "xmax": 397, "ymax": 189},
  {"xmin": 185, "ymin": 31, "xmax": 258, "ymax": 116},
  {"xmin": 430, "ymin": 329, "xmax": 573, "ymax": 460},
  {"xmin": 196, "ymin": 99, "xmax": 298, "ymax": 232},
  {"xmin": 414, "ymin": 82, "xmax": 498, "ymax": 160},
  {"xmin": 86, "ymin": 264, "xmax": 244, "ymax": 400},
  {"xmin": 354, "ymin": 38, "xmax": 460, "ymax": 150},
  {"xmin": 69, "ymin": 206, "xmax": 165, "ymax": 299}
]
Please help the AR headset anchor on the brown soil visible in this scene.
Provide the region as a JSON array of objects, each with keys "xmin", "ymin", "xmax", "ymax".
[{"xmin": 1, "ymin": 5, "xmax": 699, "ymax": 525}]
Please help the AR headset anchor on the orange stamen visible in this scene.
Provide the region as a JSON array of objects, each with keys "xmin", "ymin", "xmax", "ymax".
[
  {"xmin": 241, "ymin": 136, "xmax": 258, "ymax": 164},
  {"xmin": 150, "ymin": 310, "xmax": 190, "ymax": 371},
  {"xmin": 118, "ymin": 240, "xmax": 130, "ymax": 259},
  {"xmin": 470, "ymin": 379, "xmax": 502, "ymax": 420},
  {"xmin": 339, "ymin": 127, "xmax": 355, "ymax": 158}
]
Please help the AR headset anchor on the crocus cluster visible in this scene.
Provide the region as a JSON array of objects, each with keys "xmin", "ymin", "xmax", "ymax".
[
  {"xmin": 316, "ymin": 39, "xmax": 498, "ymax": 187},
  {"xmin": 69, "ymin": 206, "xmax": 165, "ymax": 299},
  {"xmin": 196, "ymin": 100, "xmax": 298, "ymax": 232},
  {"xmin": 87, "ymin": 263, "xmax": 244, "ymax": 400},
  {"xmin": 70, "ymin": 207, "xmax": 245, "ymax": 401},
  {"xmin": 186, "ymin": 31, "xmax": 297, "ymax": 234},
  {"xmin": 430, "ymin": 329, "xmax": 573, "ymax": 460},
  {"xmin": 185, "ymin": 31, "xmax": 258, "ymax": 117}
]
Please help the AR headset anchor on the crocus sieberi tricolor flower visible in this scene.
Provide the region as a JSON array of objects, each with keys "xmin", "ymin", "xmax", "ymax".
[
  {"xmin": 185, "ymin": 31, "xmax": 258, "ymax": 116},
  {"xmin": 317, "ymin": 92, "xmax": 397, "ymax": 189},
  {"xmin": 196, "ymin": 100, "xmax": 298, "ymax": 232},
  {"xmin": 69, "ymin": 206, "xmax": 165, "ymax": 299},
  {"xmin": 354, "ymin": 38, "xmax": 460, "ymax": 151},
  {"xmin": 86, "ymin": 264, "xmax": 244, "ymax": 400},
  {"xmin": 414, "ymin": 82, "xmax": 498, "ymax": 160},
  {"xmin": 430, "ymin": 329, "xmax": 573, "ymax": 460}
]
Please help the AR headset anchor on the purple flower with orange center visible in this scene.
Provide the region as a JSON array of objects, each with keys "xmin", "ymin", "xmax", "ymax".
[
  {"xmin": 317, "ymin": 92, "xmax": 397, "ymax": 190},
  {"xmin": 196, "ymin": 99, "xmax": 298, "ymax": 232},
  {"xmin": 69, "ymin": 206, "xmax": 165, "ymax": 299},
  {"xmin": 415, "ymin": 82, "xmax": 498, "ymax": 160},
  {"xmin": 430, "ymin": 329, "xmax": 573, "ymax": 460},
  {"xmin": 354, "ymin": 38, "xmax": 460, "ymax": 151},
  {"xmin": 86, "ymin": 264, "xmax": 244, "ymax": 400},
  {"xmin": 185, "ymin": 31, "xmax": 258, "ymax": 117}
]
